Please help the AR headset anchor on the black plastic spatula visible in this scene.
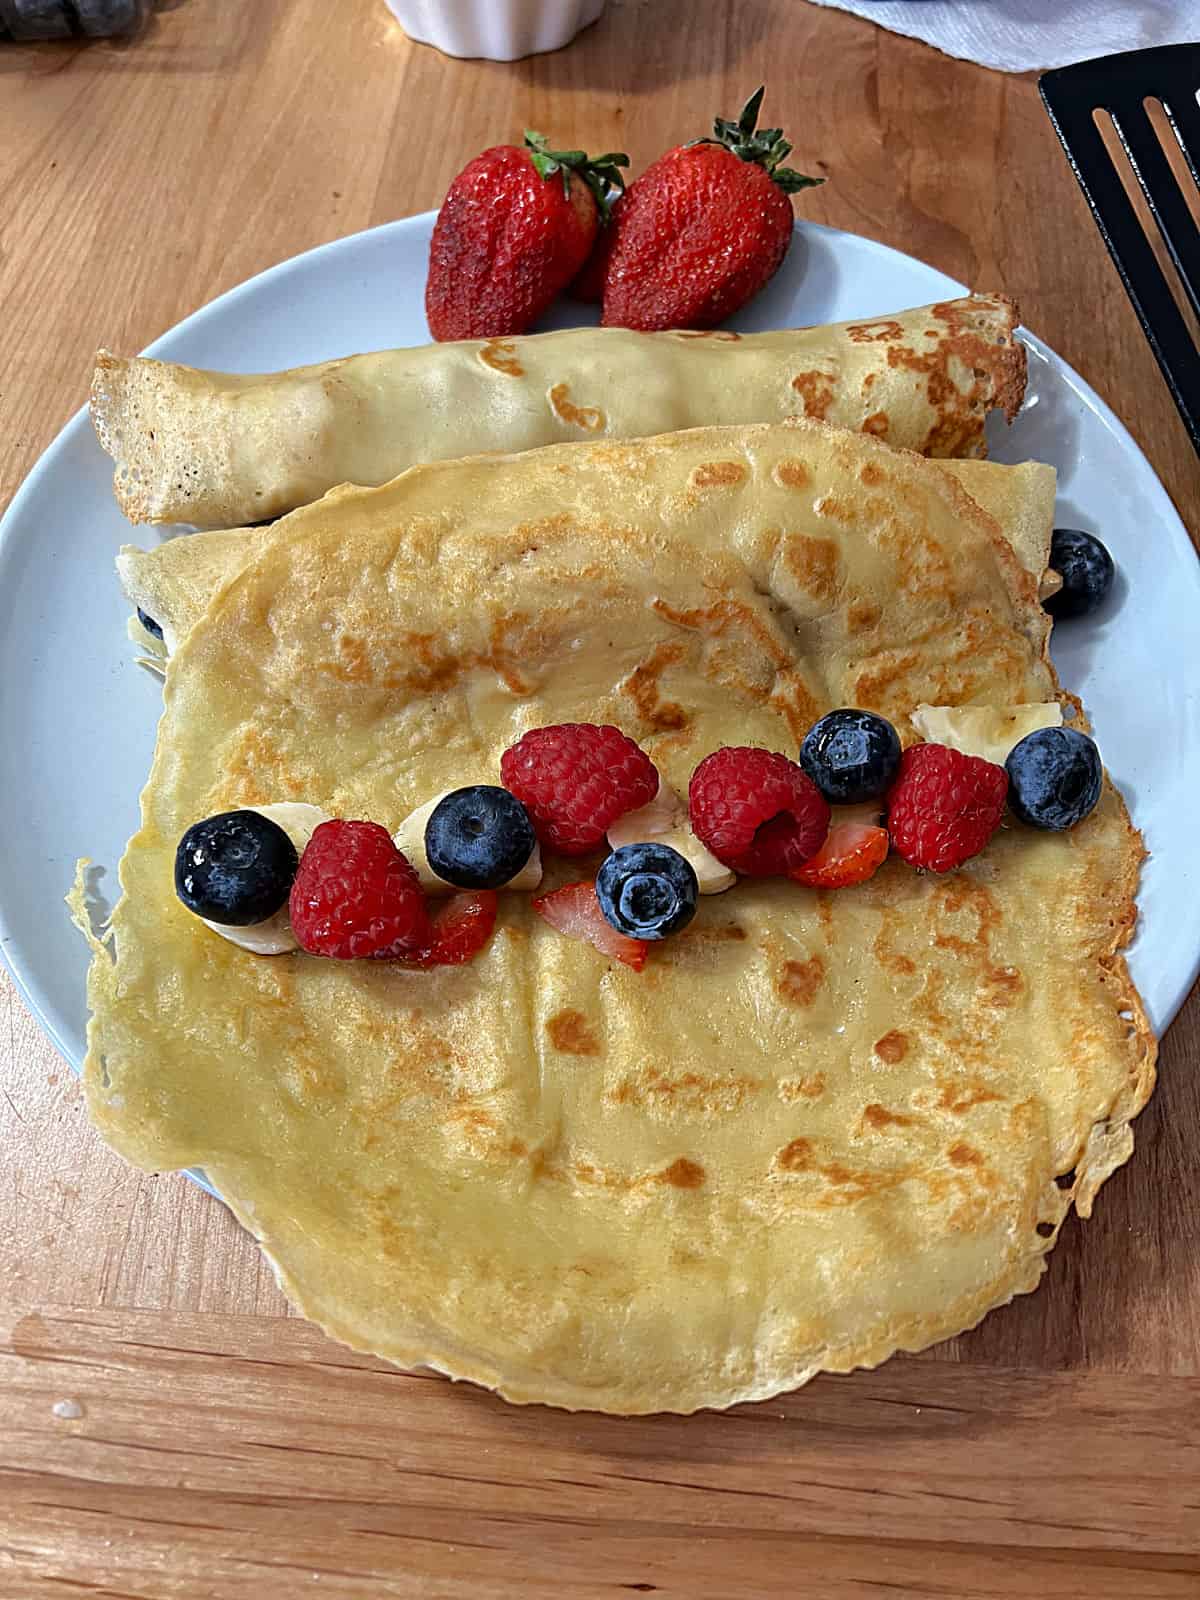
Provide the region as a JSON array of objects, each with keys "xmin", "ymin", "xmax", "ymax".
[{"xmin": 1040, "ymin": 44, "xmax": 1200, "ymax": 457}]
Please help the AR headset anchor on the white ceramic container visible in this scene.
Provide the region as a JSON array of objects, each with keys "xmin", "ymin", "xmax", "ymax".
[{"xmin": 382, "ymin": 0, "xmax": 606, "ymax": 61}]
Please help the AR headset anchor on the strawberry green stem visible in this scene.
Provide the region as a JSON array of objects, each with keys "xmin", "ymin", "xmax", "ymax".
[
  {"xmin": 524, "ymin": 131, "xmax": 630, "ymax": 222},
  {"xmin": 696, "ymin": 86, "xmax": 825, "ymax": 195}
]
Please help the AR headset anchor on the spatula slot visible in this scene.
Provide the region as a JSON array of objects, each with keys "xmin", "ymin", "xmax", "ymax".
[
  {"xmin": 1041, "ymin": 45, "xmax": 1200, "ymax": 455},
  {"xmin": 1091, "ymin": 105, "xmax": 1200, "ymax": 347}
]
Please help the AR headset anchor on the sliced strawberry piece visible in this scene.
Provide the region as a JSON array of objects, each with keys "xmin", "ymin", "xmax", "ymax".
[
  {"xmin": 398, "ymin": 891, "xmax": 498, "ymax": 968},
  {"xmin": 790, "ymin": 820, "xmax": 889, "ymax": 889},
  {"xmin": 532, "ymin": 881, "xmax": 648, "ymax": 971}
]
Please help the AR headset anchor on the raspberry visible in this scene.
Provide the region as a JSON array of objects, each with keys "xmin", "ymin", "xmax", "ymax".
[
  {"xmin": 532, "ymin": 881, "xmax": 648, "ymax": 970},
  {"xmin": 886, "ymin": 743, "xmax": 1008, "ymax": 873},
  {"xmin": 791, "ymin": 819, "xmax": 889, "ymax": 889},
  {"xmin": 688, "ymin": 747, "xmax": 830, "ymax": 876},
  {"xmin": 500, "ymin": 723, "xmax": 659, "ymax": 856},
  {"xmin": 289, "ymin": 820, "xmax": 429, "ymax": 959},
  {"xmin": 399, "ymin": 891, "xmax": 498, "ymax": 968}
]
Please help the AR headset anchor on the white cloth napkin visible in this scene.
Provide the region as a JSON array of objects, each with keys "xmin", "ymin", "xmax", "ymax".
[{"xmin": 802, "ymin": 0, "xmax": 1198, "ymax": 73}]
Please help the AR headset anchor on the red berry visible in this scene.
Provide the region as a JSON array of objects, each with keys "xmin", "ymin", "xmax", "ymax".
[
  {"xmin": 290, "ymin": 821, "xmax": 429, "ymax": 960},
  {"xmin": 600, "ymin": 88, "xmax": 822, "ymax": 332},
  {"xmin": 570, "ymin": 202, "xmax": 619, "ymax": 302},
  {"xmin": 791, "ymin": 818, "xmax": 889, "ymax": 889},
  {"xmin": 688, "ymin": 746, "xmax": 830, "ymax": 876},
  {"xmin": 398, "ymin": 891, "xmax": 498, "ymax": 968},
  {"xmin": 500, "ymin": 723, "xmax": 659, "ymax": 856},
  {"xmin": 886, "ymin": 744, "xmax": 1008, "ymax": 873},
  {"xmin": 532, "ymin": 880, "xmax": 647, "ymax": 970},
  {"xmin": 426, "ymin": 135, "xmax": 628, "ymax": 342}
]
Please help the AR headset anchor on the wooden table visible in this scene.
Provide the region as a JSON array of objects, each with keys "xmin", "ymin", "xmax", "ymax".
[{"xmin": 2, "ymin": 2, "xmax": 1198, "ymax": 1594}]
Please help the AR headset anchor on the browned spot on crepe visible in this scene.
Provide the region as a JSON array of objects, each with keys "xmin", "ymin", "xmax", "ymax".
[
  {"xmin": 862, "ymin": 1103, "xmax": 914, "ymax": 1131},
  {"xmin": 847, "ymin": 318, "xmax": 905, "ymax": 343},
  {"xmin": 546, "ymin": 1009, "xmax": 600, "ymax": 1057},
  {"xmin": 817, "ymin": 1162, "xmax": 911, "ymax": 1201},
  {"xmin": 790, "ymin": 369, "xmax": 836, "ymax": 420},
  {"xmin": 659, "ymin": 1157, "xmax": 706, "ymax": 1189},
  {"xmin": 609, "ymin": 1066, "xmax": 758, "ymax": 1115},
  {"xmin": 949, "ymin": 1143, "xmax": 983, "ymax": 1167},
  {"xmin": 777, "ymin": 955, "xmax": 825, "ymax": 1006},
  {"xmin": 774, "ymin": 459, "xmax": 812, "ymax": 490},
  {"xmin": 650, "ymin": 594, "xmax": 825, "ymax": 743},
  {"xmin": 938, "ymin": 1082, "xmax": 1003, "ymax": 1114},
  {"xmin": 218, "ymin": 725, "xmax": 298, "ymax": 807},
  {"xmin": 783, "ymin": 533, "xmax": 841, "ymax": 602},
  {"xmin": 548, "ymin": 382, "xmax": 605, "ymax": 431},
  {"xmin": 932, "ymin": 876, "xmax": 1027, "ymax": 1008},
  {"xmin": 317, "ymin": 624, "xmax": 537, "ymax": 700},
  {"xmin": 862, "ymin": 411, "xmax": 890, "ymax": 439},
  {"xmin": 875, "ymin": 1029, "xmax": 910, "ymax": 1064},
  {"xmin": 621, "ymin": 641, "xmax": 689, "ymax": 731},
  {"xmin": 847, "ymin": 597, "xmax": 882, "ymax": 634},
  {"xmin": 652, "ymin": 595, "xmax": 791, "ymax": 670},
  {"xmin": 885, "ymin": 297, "xmax": 1026, "ymax": 457},
  {"xmin": 691, "ymin": 460, "xmax": 746, "ymax": 490},
  {"xmin": 777, "ymin": 1137, "xmax": 813, "ymax": 1171},
  {"xmin": 477, "ymin": 339, "xmax": 524, "ymax": 378},
  {"xmin": 779, "ymin": 1073, "xmax": 827, "ymax": 1103}
]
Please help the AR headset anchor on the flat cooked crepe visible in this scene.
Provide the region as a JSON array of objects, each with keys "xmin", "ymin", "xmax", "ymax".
[
  {"xmin": 81, "ymin": 420, "xmax": 1153, "ymax": 1414},
  {"xmin": 92, "ymin": 295, "xmax": 1025, "ymax": 527},
  {"xmin": 116, "ymin": 454, "xmax": 1059, "ymax": 661}
]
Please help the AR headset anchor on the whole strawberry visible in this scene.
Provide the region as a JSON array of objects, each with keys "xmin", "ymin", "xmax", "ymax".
[
  {"xmin": 426, "ymin": 132, "xmax": 628, "ymax": 341},
  {"xmin": 398, "ymin": 890, "xmax": 499, "ymax": 968},
  {"xmin": 886, "ymin": 744, "xmax": 1009, "ymax": 874},
  {"xmin": 600, "ymin": 87, "xmax": 823, "ymax": 331}
]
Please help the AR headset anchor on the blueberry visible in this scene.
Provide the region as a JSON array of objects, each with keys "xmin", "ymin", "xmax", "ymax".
[
  {"xmin": 1005, "ymin": 727, "xmax": 1103, "ymax": 830},
  {"xmin": 175, "ymin": 809, "xmax": 298, "ymax": 925},
  {"xmin": 596, "ymin": 843, "xmax": 698, "ymax": 940},
  {"xmin": 1044, "ymin": 529, "xmax": 1114, "ymax": 619},
  {"xmin": 798, "ymin": 709, "xmax": 901, "ymax": 804},
  {"xmin": 425, "ymin": 785, "xmax": 536, "ymax": 889},
  {"xmin": 137, "ymin": 607, "xmax": 164, "ymax": 640}
]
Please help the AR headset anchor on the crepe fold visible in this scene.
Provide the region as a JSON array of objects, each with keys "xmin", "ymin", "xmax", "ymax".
[
  {"xmin": 92, "ymin": 295, "xmax": 1025, "ymax": 528},
  {"xmin": 116, "ymin": 453, "xmax": 1058, "ymax": 661},
  {"xmin": 82, "ymin": 421, "xmax": 1153, "ymax": 1414}
]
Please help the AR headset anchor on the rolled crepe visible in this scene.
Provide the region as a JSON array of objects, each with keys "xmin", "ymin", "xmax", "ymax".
[
  {"xmin": 92, "ymin": 295, "xmax": 1025, "ymax": 528},
  {"xmin": 117, "ymin": 445, "xmax": 1056, "ymax": 662}
]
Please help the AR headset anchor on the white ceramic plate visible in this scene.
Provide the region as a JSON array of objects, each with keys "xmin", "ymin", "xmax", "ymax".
[{"xmin": 1, "ymin": 216, "xmax": 1198, "ymax": 1076}]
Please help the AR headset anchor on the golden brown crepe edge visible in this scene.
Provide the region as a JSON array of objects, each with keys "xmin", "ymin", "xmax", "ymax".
[{"xmin": 945, "ymin": 291, "xmax": 1027, "ymax": 425}]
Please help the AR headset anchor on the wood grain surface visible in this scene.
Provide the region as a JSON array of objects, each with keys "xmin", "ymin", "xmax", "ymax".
[{"xmin": 1, "ymin": 1, "xmax": 1198, "ymax": 1594}]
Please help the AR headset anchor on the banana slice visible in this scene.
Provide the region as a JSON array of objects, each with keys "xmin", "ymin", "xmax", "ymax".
[
  {"xmin": 392, "ymin": 791, "xmax": 542, "ymax": 895},
  {"xmin": 607, "ymin": 780, "xmax": 735, "ymax": 894},
  {"xmin": 911, "ymin": 703, "xmax": 1063, "ymax": 767},
  {"xmin": 203, "ymin": 801, "xmax": 330, "ymax": 955}
]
